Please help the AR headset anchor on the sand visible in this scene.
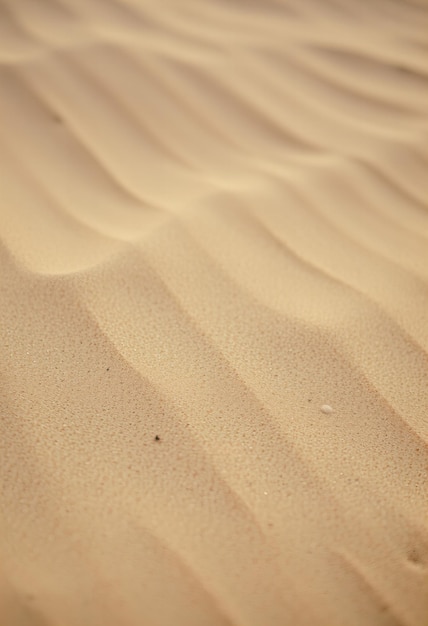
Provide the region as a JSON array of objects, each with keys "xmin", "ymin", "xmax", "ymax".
[{"xmin": 1, "ymin": 1, "xmax": 428, "ymax": 625}]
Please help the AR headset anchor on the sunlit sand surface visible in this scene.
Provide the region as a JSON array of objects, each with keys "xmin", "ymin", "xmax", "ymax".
[{"xmin": 1, "ymin": 1, "xmax": 428, "ymax": 625}]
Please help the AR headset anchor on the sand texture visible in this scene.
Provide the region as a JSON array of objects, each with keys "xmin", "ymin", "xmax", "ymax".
[{"xmin": 1, "ymin": 1, "xmax": 428, "ymax": 625}]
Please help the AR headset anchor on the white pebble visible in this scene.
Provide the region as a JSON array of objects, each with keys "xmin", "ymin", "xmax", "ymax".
[{"xmin": 321, "ymin": 404, "xmax": 333, "ymax": 414}]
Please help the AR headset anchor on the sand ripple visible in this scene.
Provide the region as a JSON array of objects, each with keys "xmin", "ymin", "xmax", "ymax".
[{"xmin": 1, "ymin": 1, "xmax": 427, "ymax": 625}]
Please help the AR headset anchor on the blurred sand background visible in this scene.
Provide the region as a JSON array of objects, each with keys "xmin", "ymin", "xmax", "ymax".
[{"xmin": 1, "ymin": 1, "xmax": 428, "ymax": 625}]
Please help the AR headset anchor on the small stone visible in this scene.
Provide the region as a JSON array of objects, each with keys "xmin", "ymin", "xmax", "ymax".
[{"xmin": 321, "ymin": 404, "xmax": 333, "ymax": 414}]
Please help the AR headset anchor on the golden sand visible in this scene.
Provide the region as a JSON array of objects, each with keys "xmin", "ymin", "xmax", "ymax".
[{"xmin": 1, "ymin": 1, "xmax": 428, "ymax": 625}]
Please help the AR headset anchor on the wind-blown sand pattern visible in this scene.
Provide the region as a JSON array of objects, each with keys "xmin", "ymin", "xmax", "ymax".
[{"xmin": 1, "ymin": 1, "xmax": 428, "ymax": 625}]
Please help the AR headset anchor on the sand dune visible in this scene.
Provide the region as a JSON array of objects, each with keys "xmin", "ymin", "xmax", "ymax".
[{"xmin": 1, "ymin": 1, "xmax": 428, "ymax": 625}]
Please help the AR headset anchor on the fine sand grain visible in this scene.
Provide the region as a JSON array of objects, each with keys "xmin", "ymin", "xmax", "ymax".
[{"xmin": 1, "ymin": 1, "xmax": 428, "ymax": 625}]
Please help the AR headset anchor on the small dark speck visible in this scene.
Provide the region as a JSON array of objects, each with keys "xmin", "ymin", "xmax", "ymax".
[
  {"xmin": 308, "ymin": 399, "xmax": 312, "ymax": 402},
  {"xmin": 407, "ymin": 548, "xmax": 424, "ymax": 567},
  {"xmin": 154, "ymin": 435, "xmax": 161, "ymax": 442},
  {"xmin": 106, "ymin": 367, "xmax": 110, "ymax": 371}
]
